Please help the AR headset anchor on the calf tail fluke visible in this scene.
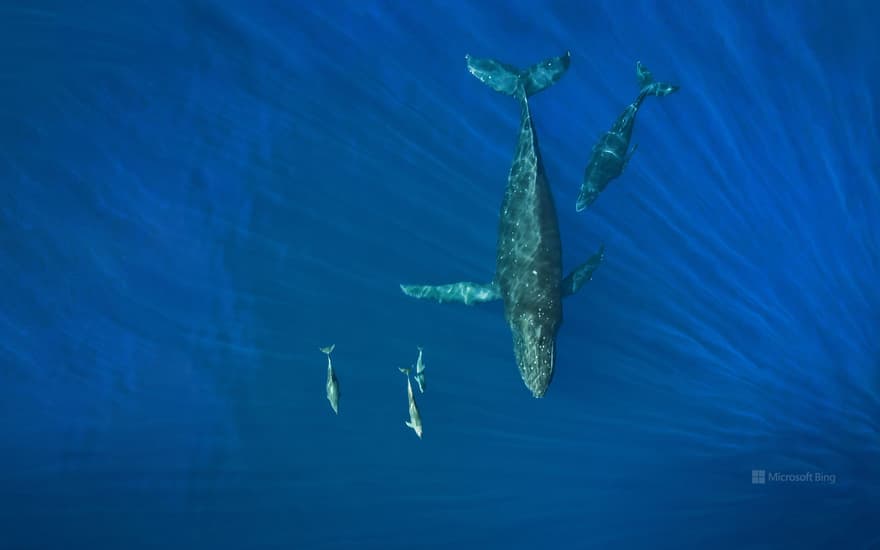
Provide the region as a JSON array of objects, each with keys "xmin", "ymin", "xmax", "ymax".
[{"xmin": 636, "ymin": 61, "xmax": 679, "ymax": 97}]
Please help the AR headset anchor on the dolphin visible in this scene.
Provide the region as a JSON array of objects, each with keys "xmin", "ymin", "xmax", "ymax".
[
  {"xmin": 414, "ymin": 346, "xmax": 426, "ymax": 393},
  {"xmin": 400, "ymin": 52, "xmax": 605, "ymax": 398},
  {"xmin": 399, "ymin": 367, "xmax": 423, "ymax": 438},
  {"xmin": 320, "ymin": 344, "xmax": 339, "ymax": 414},
  {"xmin": 576, "ymin": 61, "xmax": 679, "ymax": 211}
]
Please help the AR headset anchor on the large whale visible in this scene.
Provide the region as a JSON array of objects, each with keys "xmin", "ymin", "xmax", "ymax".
[
  {"xmin": 400, "ymin": 52, "xmax": 604, "ymax": 398},
  {"xmin": 576, "ymin": 61, "xmax": 679, "ymax": 211}
]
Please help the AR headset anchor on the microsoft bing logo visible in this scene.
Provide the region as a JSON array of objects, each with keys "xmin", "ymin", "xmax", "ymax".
[{"xmin": 750, "ymin": 468, "xmax": 836, "ymax": 485}]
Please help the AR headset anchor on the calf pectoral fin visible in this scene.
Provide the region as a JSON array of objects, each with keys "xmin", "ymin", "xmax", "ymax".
[
  {"xmin": 400, "ymin": 281, "xmax": 500, "ymax": 305},
  {"xmin": 622, "ymin": 143, "xmax": 639, "ymax": 171},
  {"xmin": 562, "ymin": 244, "xmax": 605, "ymax": 297}
]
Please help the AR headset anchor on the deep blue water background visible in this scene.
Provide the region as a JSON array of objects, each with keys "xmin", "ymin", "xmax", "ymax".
[{"xmin": 1, "ymin": 1, "xmax": 879, "ymax": 548}]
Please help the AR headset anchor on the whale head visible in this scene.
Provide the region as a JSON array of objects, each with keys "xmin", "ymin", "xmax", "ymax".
[
  {"xmin": 576, "ymin": 185, "xmax": 600, "ymax": 212},
  {"xmin": 511, "ymin": 313, "xmax": 559, "ymax": 398}
]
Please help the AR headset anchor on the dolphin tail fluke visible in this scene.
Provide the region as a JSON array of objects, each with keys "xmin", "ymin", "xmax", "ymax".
[
  {"xmin": 465, "ymin": 52, "xmax": 571, "ymax": 98},
  {"xmin": 320, "ymin": 344, "xmax": 335, "ymax": 355},
  {"xmin": 562, "ymin": 244, "xmax": 605, "ymax": 297},
  {"xmin": 636, "ymin": 61, "xmax": 679, "ymax": 97},
  {"xmin": 400, "ymin": 281, "xmax": 500, "ymax": 305},
  {"xmin": 399, "ymin": 367, "xmax": 411, "ymax": 376}
]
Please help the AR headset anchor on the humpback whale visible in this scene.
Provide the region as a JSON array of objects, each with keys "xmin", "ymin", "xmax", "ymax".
[
  {"xmin": 576, "ymin": 61, "xmax": 679, "ymax": 211},
  {"xmin": 400, "ymin": 52, "xmax": 605, "ymax": 398}
]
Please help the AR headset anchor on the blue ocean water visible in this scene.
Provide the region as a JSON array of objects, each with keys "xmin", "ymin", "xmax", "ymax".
[{"xmin": 1, "ymin": 1, "xmax": 878, "ymax": 548}]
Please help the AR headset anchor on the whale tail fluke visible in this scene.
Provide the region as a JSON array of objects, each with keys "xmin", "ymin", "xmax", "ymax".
[
  {"xmin": 466, "ymin": 52, "xmax": 571, "ymax": 98},
  {"xmin": 636, "ymin": 61, "xmax": 679, "ymax": 97}
]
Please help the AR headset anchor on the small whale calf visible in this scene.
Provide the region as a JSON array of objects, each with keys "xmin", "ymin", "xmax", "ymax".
[
  {"xmin": 414, "ymin": 346, "xmax": 426, "ymax": 393},
  {"xmin": 399, "ymin": 367, "xmax": 423, "ymax": 438},
  {"xmin": 576, "ymin": 61, "xmax": 679, "ymax": 211},
  {"xmin": 321, "ymin": 344, "xmax": 340, "ymax": 414}
]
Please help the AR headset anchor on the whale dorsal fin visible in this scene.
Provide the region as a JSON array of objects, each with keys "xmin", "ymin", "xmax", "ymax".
[{"xmin": 562, "ymin": 244, "xmax": 605, "ymax": 297}]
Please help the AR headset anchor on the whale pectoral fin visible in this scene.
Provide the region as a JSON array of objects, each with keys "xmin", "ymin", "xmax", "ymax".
[
  {"xmin": 562, "ymin": 244, "xmax": 605, "ymax": 297},
  {"xmin": 622, "ymin": 143, "xmax": 639, "ymax": 172},
  {"xmin": 400, "ymin": 281, "xmax": 500, "ymax": 305}
]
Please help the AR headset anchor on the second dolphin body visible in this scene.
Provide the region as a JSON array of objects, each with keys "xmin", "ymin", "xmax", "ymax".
[{"xmin": 401, "ymin": 52, "xmax": 605, "ymax": 398}]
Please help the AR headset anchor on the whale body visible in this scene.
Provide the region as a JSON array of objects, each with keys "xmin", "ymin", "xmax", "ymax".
[
  {"xmin": 401, "ymin": 52, "xmax": 604, "ymax": 397},
  {"xmin": 576, "ymin": 61, "xmax": 679, "ymax": 211}
]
